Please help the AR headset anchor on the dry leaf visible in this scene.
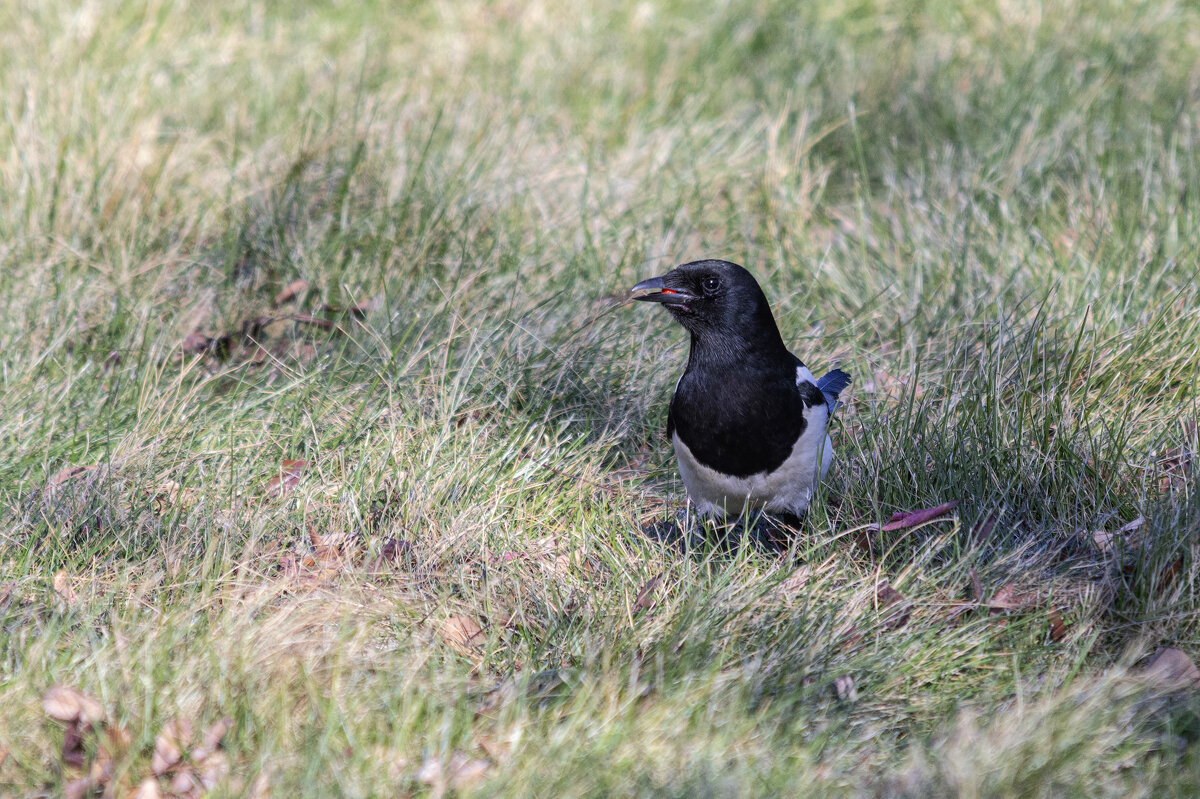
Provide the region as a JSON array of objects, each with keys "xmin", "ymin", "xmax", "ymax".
[
  {"xmin": 632, "ymin": 574, "xmax": 662, "ymax": 615},
  {"xmin": 1094, "ymin": 516, "xmax": 1146, "ymax": 553},
  {"xmin": 97, "ymin": 723, "xmax": 132, "ymax": 784},
  {"xmin": 63, "ymin": 777, "xmax": 90, "ymax": 799},
  {"xmin": 875, "ymin": 581, "xmax": 910, "ymax": 630},
  {"xmin": 968, "ymin": 567, "xmax": 984, "ymax": 602},
  {"xmin": 775, "ymin": 567, "xmax": 811, "ymax": 597},
  {"xmin": 370, "ymin": 538, "xmax": 414, "ymax": 571},
  {"xmin": 170, "ymin": 768, "xmax": 200, "ymax": 798},
  {"xmin": 239, "ymin": 316, "xmax": 273, "ymax": 341},
  {"xmin": 265, "ymin": 459, "xmax": 309, "ymax": 497},
  {"xmin": 418, "ymin": 752, "xmax": 490, "ymax": 796},
  {"xmin": 308, "ymin": 526, "xmax": 356, "ymax": 565},
  {"xmin": 152, "ymin": 737, "xmax": 181, "ymax": 776},
  {"xmin": 48, "ymin": 464, "xmax": 99, "ymax": 489},
  {"xmin": 246, "ymin": 344, "xmax": 271, "ymax": 365},
  {"xmin": 880, "ymin": 501, "xmax": 961, "ymax": 531},
  {"xmin": 43, "ymin": 685, "xmax": 105, "ymax": 724},
  {"xmin": 969, "ymin": 511, "xmax": 999, "ymax": 547},
  {"xmin": 833, "ymin": 675, "xmax": 858, "ymax": 702},
  {"xmin": 987, "ymin": 583, "xmax": 1038, "ymax": 612},
  {"xmin": 273, "ymin": 279, "xmax": 309, "ymax": 306},
  {"xmin": 476, "ymin": 735, "xmax": 511, "ymax": 763},
  {"xmin": 181, "ymin": 331, "xmax": 212, "ymax": 355},
  {"xmin": 1139, "ymin": 648, "xmax": 1200, "ymax": 690},
  {"xmin": 1048, "ymin": 609, "xmax": 1068, "ymax": 642},
  {"xmin": 1120, "ymin": 516, "xmax": 1147, "ymax": 535},
  {"xmin": 248, "ymin": 772, "xmax": 271, "ymax": 799},
  {"xmin": 151, "ymin": 718, "xmax": 192, "ymax": 776},
  {"xmin": 133, "ymin": 777, "xmax": 163, "ymax": 799},
  {"xmin": 197, "ymin": 751, "xmax": 230, "ymax": 789},
  {"xmin": 61, "ymin": 722, "xmax": 88, "ymax": 769},
  {"xmin": 838, "ymin": 623, "xmax": 863, "ymax": 653},
  {"xmin": 441, "ymin": 617, "xmax": 485, "ymax": 651},
  {"xmin": 180, "ymin": 331, "xmax": 231, "ymax": 359},
  {"xmin": 52, "ymin": 572, "xmax": 80, "ymax": 609},
  {"xmin": 201, "ymin": 717, "xmax": 233, "ymax": 752},
  {"xmin": 1159, "ymin": 556, "xmax": 1185, "ymax": 589},
  {"xmin": 319, "ymin": 302, "xmax": 372, "ymax": 319},
  {"xmin": 292, "ymin": 312, "xmax": 333, "ymax": 330}
]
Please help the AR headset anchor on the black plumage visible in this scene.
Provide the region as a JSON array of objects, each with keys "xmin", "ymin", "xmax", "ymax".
[{"xmin": 633, "ymin": 259, "xmax": 849, "ymax": 518}]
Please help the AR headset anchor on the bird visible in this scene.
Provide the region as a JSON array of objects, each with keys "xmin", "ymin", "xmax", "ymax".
[{"xmin": 631, "ymin": 259, "xmax": 850, "ymax": 522}]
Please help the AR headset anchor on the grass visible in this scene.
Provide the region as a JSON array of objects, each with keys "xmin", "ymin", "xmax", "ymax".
[{"xmin": 2, "ymin": 0, "xmax": 1200, "ymax": 795}]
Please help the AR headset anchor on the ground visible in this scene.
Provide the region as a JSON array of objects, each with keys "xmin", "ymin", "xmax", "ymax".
[{"xmin": 2, "ymin": 1, "xmax": 1200, "ymax": 796}]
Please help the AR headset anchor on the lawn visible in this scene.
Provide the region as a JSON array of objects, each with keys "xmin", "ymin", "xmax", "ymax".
[{"xmin": 2, "ymin": 0, "xmax": 1199, "ymax": 796}]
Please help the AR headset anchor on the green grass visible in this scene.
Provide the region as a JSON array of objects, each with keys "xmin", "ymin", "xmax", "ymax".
[{"xmin": 2, "ymin": 0, "xmax": 1200, "ymax": 795}]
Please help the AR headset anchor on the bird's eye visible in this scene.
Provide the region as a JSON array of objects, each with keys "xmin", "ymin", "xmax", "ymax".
[{"xmin": 702, "ymin": 276, "xmax": 720, "ymax": 293}]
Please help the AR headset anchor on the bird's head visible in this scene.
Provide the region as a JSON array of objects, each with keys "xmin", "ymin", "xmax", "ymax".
[{"xmin": 631, "ymin": 260, "xmax": 778, "ymax": 341}]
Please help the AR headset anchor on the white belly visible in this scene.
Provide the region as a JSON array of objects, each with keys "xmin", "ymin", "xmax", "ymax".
[{"xmin": 672, "ymin": 402, "xmax": 832, "ymax": 518}]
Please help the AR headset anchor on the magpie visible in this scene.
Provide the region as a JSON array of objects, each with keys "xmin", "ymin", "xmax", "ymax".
[{"xmin": 632, "ymin": 259, "xmax": 850, "ymax": 521}]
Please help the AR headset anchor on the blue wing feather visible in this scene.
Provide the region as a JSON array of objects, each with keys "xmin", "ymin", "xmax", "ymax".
[{"xmin": 816, "ymin": 369, "xmax": 851, "ymax": 413}]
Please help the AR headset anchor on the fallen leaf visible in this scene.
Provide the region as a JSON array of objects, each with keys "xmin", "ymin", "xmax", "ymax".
[
  {"xmin": 196, "ymin": 751, "xmax": 230, "ymax": 789},
  {"xmin": 61, "ymin": 722, "xmax": 87, "ymax": 769},
  {"xmin": 1138, "ymin": 648, "xmax": 1200, "ymax": 690},
  {"xmin": 969, "ymin": 511, "xmax": 999, "ymax": 547},
  {"xmin": 133, "ymin": 777, "xmax": 163, "ymax": 799},
  {"xmin": 968, "ymin": 567, "xmax": 984, "ymax": 602},
  {"xmin": 180, "ymin": 331, "xmax": 232, "ymax": 359},
  {"xmin": 880, "ymin": 501, "xmax": 961, "ymax": 531},
  {"xmin": 181, "ymin": 331, "xmax": 212, "ymax": 355},
  {"xmin": 1120, "ymin": 516, "xmax": 1147, "ymax": 535},
  {"xmin": 273, "ymin": 279, "xmax": 309, "ymax": 306},
  {"xmin": 632, "ymin": 574, "xmax": 662, "ymax": 615},
  {"xmin": 292, "ymin": 312, "xmax": 333, "ymax": 330},
  {"xmin": 97, "ymin": 723, "xmax": 132, "ymax": 783},
  {"xmin": 838, "ymin": 623, "xmax": 863, "ymax": 653},
  {"xmin": 149, "ymin": 479, "xmax": 200, "ymax": 514},
  {"xmin": 418, "ymin": 751, "xmax": 490, "ymax": 796},
  {"xmin": 938, "ymin": 600, "xmax": 976, "ymax": 626},
  {"xmin": 370, "ymin": 538, "xmax": 414, "ymax": 571},
  {"xmin": 43, "ymin": 686, "xmax": 105, "ymax": 724},
  {"xmin": 833, "ymin": 675, "xmax": 858, "ymax": 702},
  {"xmin": 1048, "ymin": 609, "xmax": 1068, "ymax": 642},
  {"xmin": 308, "ymin": 526, "xmax": 360, "ymax": 566},
  {"xmin": 1094, "ymin": 516, "xmax": 1147, "ymax": 553},
  {"xmin": 1160, "ymin": 556, "xmax": 1184, "ymax": 588},
  {"xmin": 441, "ymin": 616, "xmax": 485, "ymax": 651},
  {"xmin": 53, "ymin": 571, "xmax": 80, "ymax": 609},
  {"xmin": 239, "ymin": 316, "xmax": 273, "ymax": 341},
  {"xmin": 63, "ymin": 777, "xmax": 90, "ymax": 799},
  {"xmin": 246, "ymin": 344, "xmax": 271, "ymax": 365},
  {"xmin": 200, "ymin": 717, "xmax": 233, "ymax": 752},
  {"xmin": 249, "ymin": 773, "xmax": 271, "ymax": 798},
  {"xmin": 151, "ymin": 718, "xmax": 192, "ymax": 776},
  {"xmin": 48, "ymin": 464, "xmax": 100, "ymax": 489},
  {"xmin": 88, "ymin": 749, "xmax": 114, "ymax": 787},
  {"xmin": 476, "ymin": 734, "xmax": 511, "ymax": 763},
  {"xmin": 319, "ymin": 302, "xmax": 372, "ymax": 319},
  {"xmin": 170, "ymin": 768, "xmax": 200, "ymax": 798},
  {"xmin": 265, "ymin": 459, "xmax": 309, "ymax": 497},
  {"xmin": 987, "ymin": 583, "xmax": 1038, "ymax": 613},
  {"xmin": 773, "ymin": 566, "xmax": 811, "ymax": 598},
  {"xmin": 875, "ymin": 581, "xmax": 910, "ymax": 630}
]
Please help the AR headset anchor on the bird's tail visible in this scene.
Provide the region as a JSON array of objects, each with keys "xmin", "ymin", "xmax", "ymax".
[{"xmin": 816, "ymin": 369, "xmax": 851, "ymax": 413}]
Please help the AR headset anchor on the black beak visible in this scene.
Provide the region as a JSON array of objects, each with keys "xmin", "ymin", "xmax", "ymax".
[{"xmin": 631, "ymin": 275, "xmax": 693, "ymax": 304}]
